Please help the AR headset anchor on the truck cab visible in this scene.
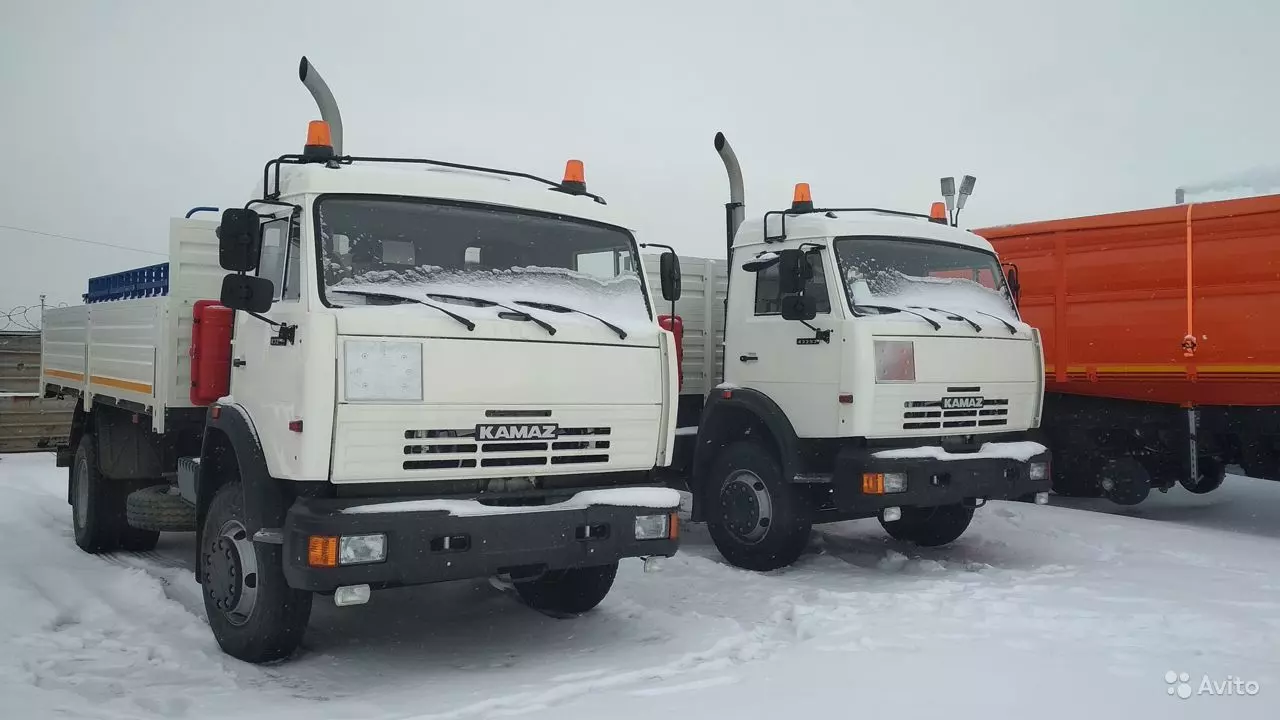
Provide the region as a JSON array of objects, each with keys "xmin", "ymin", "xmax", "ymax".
[{"xmin": 666, "ymin": 134, "xmax": 1053, "ymax": 571}]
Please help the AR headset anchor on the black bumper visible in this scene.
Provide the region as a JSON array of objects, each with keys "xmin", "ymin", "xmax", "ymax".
[
  {"xmin": 281, "ymin": 493, "xmax": 679, "ymax": 593},
  {"xmin": 829, "ymin": 444, "xmax": 1052, "ymax": 514}
]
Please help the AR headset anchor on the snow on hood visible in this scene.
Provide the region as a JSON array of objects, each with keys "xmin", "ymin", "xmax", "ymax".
[
  {"xmin": 328, "ymin": 265, "xmax": 654, "ymax": 334},
  {"xmin": 847, "ymin": 270, "xmax": 1022, "ymax": 325}
]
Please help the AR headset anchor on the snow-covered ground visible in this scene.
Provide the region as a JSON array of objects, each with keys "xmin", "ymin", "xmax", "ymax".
[{"xmin": 3, "ymin": 452, "xmax": 1278, "ymax": 720}]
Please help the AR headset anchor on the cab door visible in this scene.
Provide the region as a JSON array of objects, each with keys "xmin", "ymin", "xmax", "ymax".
[
  {"xmin": 725, "ymin": 246, "xmax": 845, "ymax": 437},
  {"xmin": 228, "ymin": 208, "xmax": 308, "ymax": 478}
]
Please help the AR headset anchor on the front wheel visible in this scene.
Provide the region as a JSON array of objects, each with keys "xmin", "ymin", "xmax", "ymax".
[
  {"xmin": 704, "ymin": 441, "xmax": 812, "ymax": 571},
  {"xmin": 201, "ymin": 482, "xmax": 312, "ymax": 663},
  {"xmin": 880, "ymin": 503, "xmax": 974, "ymax": 547},
  {"xmin": 515, "ymin": 563, "xmax": 618, "ymax": 618}
]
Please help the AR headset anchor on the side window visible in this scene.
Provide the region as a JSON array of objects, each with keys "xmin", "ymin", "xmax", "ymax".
[
  {"xmin": 283, "ymin": 216, "xmax": 301, "ymax": 301},
  {"xmin": 574, "ymin": 249, "xmax": 631, "ymax": 280},
  {"xmin": 257, "ymin": 219, "xmax": 288, "ymax": 301},
  {"xmin": 753, "ymin": 253, "xmax": 832, "ymax": 315}
]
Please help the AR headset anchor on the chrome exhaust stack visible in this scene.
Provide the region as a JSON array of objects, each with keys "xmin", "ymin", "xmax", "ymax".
[{"xmin": 298, "ymin": 56, "xmax": 344, "ymax": 155}]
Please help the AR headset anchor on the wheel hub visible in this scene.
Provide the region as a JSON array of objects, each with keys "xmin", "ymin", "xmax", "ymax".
[
  {"xmin": 719, "ymin": 471, "xmax": 772, "ymax": 544},
  {"xmin": 202, "ymin": 520, "xmax": 259, "ymax": 625}
]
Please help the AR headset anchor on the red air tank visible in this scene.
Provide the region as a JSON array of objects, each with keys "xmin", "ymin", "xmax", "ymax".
[
  {"xmin": 658, "ymin": 314, "xmax": 684, "ymax": 391},
  {"xmin": 190, "ymin": 300, "xmax": 234, "ymax": 406}
]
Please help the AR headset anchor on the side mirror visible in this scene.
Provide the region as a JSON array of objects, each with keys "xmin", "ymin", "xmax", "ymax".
[
  {"xmin": 659, "ymin": 251, "xmax": 682, "ymax": 302},
  {"xmin": 217, "ymin": 208, "xmax": 263, "ymax": 272},
  {"xmin": 777, "ymin": 249, "xmax": 809, "ymax": 295},
  {"xmin": 220, "ymin": 274, "xmax": 274, "ymax": 313},
  {"xmin": 1002, "ymin": 263, "xmax": 1022, "ymax": 305},
  {"xmin": 780, "ymin": 294, "xmax": 817, "ymax": 321}
]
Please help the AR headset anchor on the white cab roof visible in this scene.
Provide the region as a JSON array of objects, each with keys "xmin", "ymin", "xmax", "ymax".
[
  {"xmin": 267, "ymin": 161, "xmax": 633, "ymax": 230},
  {"xmin": 734, "ymin": 210, "xmax": 997, "ymax": 253}
]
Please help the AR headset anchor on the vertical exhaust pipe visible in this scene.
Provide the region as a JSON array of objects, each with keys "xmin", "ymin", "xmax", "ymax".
[
  {"xmin": 299, "ymin": 56, "xmax": 343, "ymax": 155},
  {"xmin": 714, "ymin": 132, "xmax": 745, "ymax": 261}
]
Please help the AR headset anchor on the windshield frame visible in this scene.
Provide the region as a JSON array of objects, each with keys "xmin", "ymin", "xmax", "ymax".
[
  {"xmin": 831, "ymin": 234, "xmax": 1019, "ymax": 319},
  {"xmin": 310, "ymin": 193, "xmax": 654, "ymax": 320}
]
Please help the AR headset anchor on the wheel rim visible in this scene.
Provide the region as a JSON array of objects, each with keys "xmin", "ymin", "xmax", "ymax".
[
  {"xmin": 719, "ymin": 469, "xmax": 773, "ymax": 544},
  {"xmin": 73, "ymin": 455, "xmax": 89, "ymax": 530},
  {"xmin": 203, "ymin": 519, "xmax": 259, "ymax": 626}
]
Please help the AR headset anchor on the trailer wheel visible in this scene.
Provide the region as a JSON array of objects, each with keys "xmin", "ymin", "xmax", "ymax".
[
  {"xmin": 1099, "ymin": 456, "xmax": 1151, "ymax": 506},
  {"xmin": 705, "ymin": 441, "xmax": 812, "ymax": 571},
  {"xmin": 1180, "ymin": 455, "xmax": 1227, "ymax": 495},
  {"xmin": 514, "ymin": 562, "xmax": 618, "ymax": 618},
  {"xmin": 201, "ymin": 482, "xmax": 311, "ymax": 663},
  {"xmin": 70, "ymin": 439, "xmax": 159, "ymax": 553},
  {"xmin": 880, "ymin": 503, "xmax": 974, "ymax": 547}
]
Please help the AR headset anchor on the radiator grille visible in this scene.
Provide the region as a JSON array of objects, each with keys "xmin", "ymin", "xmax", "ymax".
[
  {"xmin": 403, "ymin": 424, "xmax": 612, "ymax": 471},
  {"xmin": 901, "ymin": 396, "xmax": 1009, "ymax": 431}
]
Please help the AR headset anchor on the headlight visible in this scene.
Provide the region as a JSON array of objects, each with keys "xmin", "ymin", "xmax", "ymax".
[
  {"xmin": 634, "ymin": 514, "xmax": 673, "ymax": 540},
  {"xmin": 874, "ymin": 340, "xmax": 916, "ymax": 383},
  {"xmin": 1029, "ymin": 462, "xmax": 1050, "ymax": 481},
  {"xmin": 345, "ymin": 340, "xmax": 423, "ymax": 401},
  {"xmin": 339, "ymin": 534, "xmax": 388, "ymax": 565}
]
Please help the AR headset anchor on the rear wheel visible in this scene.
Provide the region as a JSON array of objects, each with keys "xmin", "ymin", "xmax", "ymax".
[
  {"xmin": 1099, "ymin": 456, "xmax": 1151, "ymax": 506},
  {"xmin": 705, "ymin": 441, "xmax": 812, "ymax": 571},
  {"xmin": 201, "ymin": 482, "xmax": 311, "ymax": 663},
  {"xmin": 70, "ymin": 438, "xmax": 160, "ymax": 553},
  {"xmin": 514, "ymin": 563, "xmax": 618, "ymax": 618},
  {"xmin": 879, "ymin": 503, "xmax": 974, "ymax": 547},
  {"xmin": 1180, "ymin": 455, "xmax": 1227, "ymax": 494}
]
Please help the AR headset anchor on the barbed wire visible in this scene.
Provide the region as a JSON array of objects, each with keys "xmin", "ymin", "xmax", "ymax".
[{"xmin": 1, "ymin": 300, "xmax": 70, "ymax": 332}]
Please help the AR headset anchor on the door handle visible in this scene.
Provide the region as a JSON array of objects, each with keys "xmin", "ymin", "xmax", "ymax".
[
  {"xmin": 739, "ymin": 354, "xmax": 758, "ymax": 363},
  {"xmin": 232, "ymin": 358, "xmax": 247, "ymax": 368}
]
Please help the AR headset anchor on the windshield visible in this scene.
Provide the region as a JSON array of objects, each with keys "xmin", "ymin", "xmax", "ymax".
[
  {"xmin": 833, "ymin": 235, "xmax": 1019, "ymax": 322},
  {"xmin": 315, "ymin": 196, "xmax": 652, "ymax": 329}
]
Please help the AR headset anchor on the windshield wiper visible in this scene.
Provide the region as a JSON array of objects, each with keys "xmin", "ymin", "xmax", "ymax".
[
  {"xmin": 852, "ymin": 304, "xmax": 941, "ymax": 331},
  {"xmin": 426, "ymin": 293, "xmax": 557, "ymax": 336},
  {"xmin": 514, "ymin": 300, "xmax": 627, "ymax": 340},
  {"xmin": 329, "ymin": 288, "xmax": 475, "ymax": 331},
  {"xmin": 910, "ymin": 305, "xmax": 983, "ymax": 333},
  {"xmin": 969, "ymin": 309, "xmax": 1019, "ymax": 335}
]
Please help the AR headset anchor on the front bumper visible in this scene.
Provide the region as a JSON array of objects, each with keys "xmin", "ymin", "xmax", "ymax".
[
  {"xmin": 830, "ymin": 442, "xmax": 1052, "ymax": 514},
  {"xmin": 280, "ymin": 489, "xmax": 680, "ymax": 593}
]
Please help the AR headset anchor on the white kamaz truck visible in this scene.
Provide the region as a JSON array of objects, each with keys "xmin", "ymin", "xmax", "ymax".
[
  {"xmin": 41, "ymin": 58, "xmax": 682, "ymax": 663},
  {"xmin": 645, "ymin": 133, "xmax": 1052, "ymax": 571}
]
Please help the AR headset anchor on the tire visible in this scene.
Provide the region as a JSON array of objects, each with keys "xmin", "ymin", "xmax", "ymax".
[
  {"xmin": 514, "ymin": 563, "xmax": 618, "ymax": 618},
  {"xmin": 127, "ymin": 484, "xmax": 198, "ymax": 532},
  {"xmin": 1099, "ymin": 456, "xmax": 1151, "ymax": 506},
  {"xmin": 1180, "ymin": 455, "xmax": 1227, "ymax": 495},
  {"xmin": 704, "ymin": 441, "xmax": 812, "ymax": 571},
  {"xmin": 201, "ymin": 482, "xmax": 312, "ymax": 663},
  {"xmin": 70, "ymin": 438, "xmax": 160, "ymax": 553},
  {"xmin": 879, "ymin": 503, "xmax": 974, "ymax": 547}
]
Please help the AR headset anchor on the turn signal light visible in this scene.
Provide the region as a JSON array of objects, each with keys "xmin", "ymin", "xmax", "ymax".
[
  {"xmin": 669, "ymin": 513, "xmax": 680, "ymax": 540},
  {"xmin": 863, "ymin": 473, "xmax": 886, "ymax": 495},
  {"xmin": 307, "ymin": 535, "xmax": 338, "ymax": 568}
]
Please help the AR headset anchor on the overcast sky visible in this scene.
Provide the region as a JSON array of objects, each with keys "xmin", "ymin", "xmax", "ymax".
[{"xmin": 2, "ymin": 0, "xmax": 1279, "ymax": 318}]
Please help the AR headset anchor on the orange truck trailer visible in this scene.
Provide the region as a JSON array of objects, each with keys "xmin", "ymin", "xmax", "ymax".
[{"xmin": 976, "ymin": 194, "xmax": 1280, "ymax": 505}]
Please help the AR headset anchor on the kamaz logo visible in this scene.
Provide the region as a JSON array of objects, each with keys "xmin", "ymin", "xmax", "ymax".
[
  {"xmin": 475, "ymin": 423, "xmax": 559, "ymax": 441},
  {"xmin": 942, "ymin": 397, "xmax": 985, "ymax": 410}
]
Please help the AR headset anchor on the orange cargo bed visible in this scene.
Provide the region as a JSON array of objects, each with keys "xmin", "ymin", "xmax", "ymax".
[{"xmin": 976, "ymin": 195, "xmax": 1280, "ymax": 408}]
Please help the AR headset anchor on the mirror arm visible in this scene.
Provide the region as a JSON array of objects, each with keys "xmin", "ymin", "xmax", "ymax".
[{"xmin": 798, "ymin": 320, "xmax": 831, "ymax": 343}]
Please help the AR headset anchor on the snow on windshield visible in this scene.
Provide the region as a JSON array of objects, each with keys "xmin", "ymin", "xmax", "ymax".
[
  {"xmin": 329, "ymin": 265, "xmax": 653, "ymax": 332},
  {"xmin": 846, "ymin": 269, "xmax": 1020, "ymax": 323}
]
